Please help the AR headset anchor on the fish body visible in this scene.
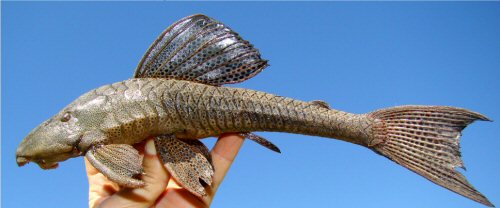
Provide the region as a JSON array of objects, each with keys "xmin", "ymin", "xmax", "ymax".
[
  {"xmin": 73, "ymin": 78, "xmax": 370, "ymax": 147},
  {"xmin": 16, "ymin": 14, "xmax": 494, "ymax": 206}
]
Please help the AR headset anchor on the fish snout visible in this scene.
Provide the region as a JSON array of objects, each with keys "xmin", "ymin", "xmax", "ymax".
[
  {"xmin": 16, "ymin": 156, "xmax": 30, "ymax": 167},
  {"xmin": 16, "ymin": 143, "xmax": 32, "ymax": 166}
]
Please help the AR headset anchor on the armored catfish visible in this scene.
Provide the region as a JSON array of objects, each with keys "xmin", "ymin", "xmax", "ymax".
[{"xmin": 16, "ymin": 14, "xmax": 494, "ymax": 207}]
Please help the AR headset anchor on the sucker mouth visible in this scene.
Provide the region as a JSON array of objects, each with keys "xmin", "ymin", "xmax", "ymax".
[{"xmin": 39, "ymin": 162, "xmax": 59, "ymax": 169}]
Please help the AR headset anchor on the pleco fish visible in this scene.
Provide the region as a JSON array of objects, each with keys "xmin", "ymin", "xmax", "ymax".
[{"xmin": 16, "ymin": 14, "xmax": 494, "ymax": 207}]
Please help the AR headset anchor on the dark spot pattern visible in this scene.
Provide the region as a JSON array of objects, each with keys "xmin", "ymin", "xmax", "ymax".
[
  {"xmin": 154, "ymin": 135, "xmax": 213, "ymax": 197},
  {"xmin": 134, "ymin": 14, "xmax": 268, "ymax": 86},
  {"xmin": 369, "ymin": 106, "xmax": 492, "ymax": 206}
]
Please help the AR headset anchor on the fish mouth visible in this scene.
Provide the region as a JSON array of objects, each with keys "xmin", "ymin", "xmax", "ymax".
[
  {"xmin": 38, "ymin": 162, "xmax": 59, "ymax": 169},
  {"xmin": 16, "ymin": 156, "xmax": 59, "ymax": 169}
]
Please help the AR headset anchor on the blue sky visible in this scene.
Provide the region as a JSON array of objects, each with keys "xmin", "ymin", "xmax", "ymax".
[{"xmin": 2, "ymin": 2, "xmax": 499, "ymax": 208}]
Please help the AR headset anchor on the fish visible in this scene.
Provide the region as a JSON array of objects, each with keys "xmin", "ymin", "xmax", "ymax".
[{"xmin": 15, "ymin": 14, "xmax": 494, "ymax": 207}]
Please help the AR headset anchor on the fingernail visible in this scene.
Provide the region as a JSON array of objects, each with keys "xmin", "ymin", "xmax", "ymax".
[{"xmin": 145, "ymin": 139, "xmax": 156, "ymax": 155}]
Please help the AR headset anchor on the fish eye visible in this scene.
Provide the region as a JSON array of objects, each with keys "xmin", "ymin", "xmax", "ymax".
[{"xmin": 61, "ymin": 112, "xmax": 71, "ymax": 122}]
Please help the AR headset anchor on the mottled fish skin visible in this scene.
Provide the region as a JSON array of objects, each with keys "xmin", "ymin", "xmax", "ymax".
[{"xmin": 80, "ymin": 78, "xmax": 373, "ymax": 148}]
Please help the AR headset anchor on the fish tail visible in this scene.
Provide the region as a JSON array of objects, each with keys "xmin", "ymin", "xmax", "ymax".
[{"xmin": 366, "ymin": 105, "xmax": 494, "ymax": 207}]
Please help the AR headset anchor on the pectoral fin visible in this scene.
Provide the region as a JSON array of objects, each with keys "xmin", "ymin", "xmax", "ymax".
[
  {"xmin": 154, "ymin": 135, "xmax": 214, "ymax": 197},
  {"xmin": 85, "ymin": 144, "xmax": 144, "ymax": 188}
]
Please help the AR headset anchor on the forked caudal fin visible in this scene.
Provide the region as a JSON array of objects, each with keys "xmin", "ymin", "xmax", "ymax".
[{"xmin": 367, "ymin": 106, "xmax": 494, "ymax": 207}]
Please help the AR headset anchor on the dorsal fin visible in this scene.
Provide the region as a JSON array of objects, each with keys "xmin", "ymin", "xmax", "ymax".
[{"xmin": 134, "ymin": 14, "xmax": 268, "ymax": 86}]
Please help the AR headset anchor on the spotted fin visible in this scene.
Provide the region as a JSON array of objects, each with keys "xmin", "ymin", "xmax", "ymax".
[
  {"xmin": 134, "ymin": 14, "xmax": 267, "ymax": 86},
  {"xmin": 85, "ymin": 144, "xmax": 144, "ymax": 188},
  {"xmin": 154, "ymin": 135, "xmax": 214, "ymax": 197},
  {"xmin": 242, "ymin": 132, "xmax": 281, "ymax": 153},
  {"xmin": 368, "ymin": 106, "xmax": 494, "ymax": 207},
  {"xmin": 180, "ymin": 139, "xmax": 213, "ymax": 165}
]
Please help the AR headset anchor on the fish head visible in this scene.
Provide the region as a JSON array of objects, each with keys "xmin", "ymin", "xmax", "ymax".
[
  {"xmin": 16, "ymin": 110, "xmax": 84, "ymax": 169},
  {"xmin": 16, "ymin": 91, "xmax": 109, "ymax": 169}
]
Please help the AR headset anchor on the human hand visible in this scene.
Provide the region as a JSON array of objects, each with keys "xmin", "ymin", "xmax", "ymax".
[{"xmin": 86, "ymin": 133, "xmax": 245, "ymax": 208}]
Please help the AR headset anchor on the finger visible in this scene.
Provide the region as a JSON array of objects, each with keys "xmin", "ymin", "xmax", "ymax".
[
  {"xmin": 86, "ymin": 158, "xmax": 120, "ymax": 208},
  {"xmin": 210, "ymin": 133, "xmax": 245, "ymax": 190},
  {"xmin": 98, "ymin": 139, "xmax": 170, "ymax": 208},
  {"xmin": 85, "ymin": 156, "xmax": 100, "ymax": 175},
  {"xmin": 154, "ymin": 178, "xmax": 208, "ymax": 208}
]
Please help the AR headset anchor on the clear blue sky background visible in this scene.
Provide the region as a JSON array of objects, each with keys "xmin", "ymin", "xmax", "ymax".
[{"xmin": 2, "ymin": 2, "xmax": 499, "ymax": 208}]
